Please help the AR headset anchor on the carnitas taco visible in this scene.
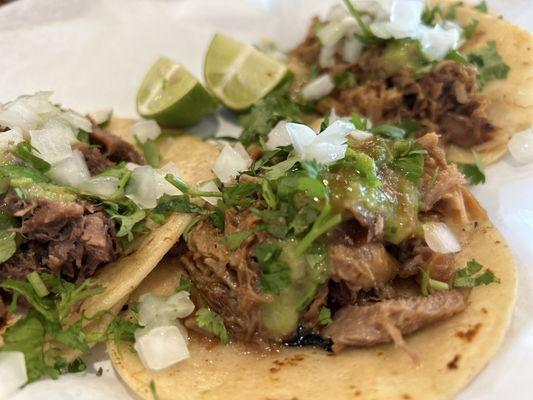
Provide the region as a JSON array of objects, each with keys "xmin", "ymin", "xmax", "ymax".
[
  {"xmin": 108, "ymin": 116, "xmax": 515, "ymax": 399},
  {"xmin": 0, "ymin": 92, "xmax": 217, "ymax": 380},
  {"xmin": 288, "ymin": 0, "xmax": 533, "ymax": 165}
]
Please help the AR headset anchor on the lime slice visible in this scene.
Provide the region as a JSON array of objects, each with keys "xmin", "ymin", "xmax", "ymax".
[
  {"xmin": 136, "ymin": 57, "xmax": 218, "ymax": 127},
  {"xmin": 204, "ymin": 34, "xmax": 288, "ymax": 110}
]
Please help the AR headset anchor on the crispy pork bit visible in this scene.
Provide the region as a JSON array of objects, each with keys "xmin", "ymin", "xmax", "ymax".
[{"xmin": 323, "ymin": 289, "xmax": 470, "ymax": 352}]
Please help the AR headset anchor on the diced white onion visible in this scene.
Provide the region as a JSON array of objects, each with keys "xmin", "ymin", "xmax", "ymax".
[
  {"xmin": 343, "ymin": 37, "xmax": 363, "ymax": 63},
  {"xmin": 416, "ymin": 23, "xmax": 462, "ymax": 61},
  {"xmin": 0, "ymin": 351, "xmax": 27, "ymax": 399},
  {"xmin": 266, "ymin": 121, "xmax": 291, "ymax": 150},
  {"xmin": 286, "ymin": 121, "xmax": 350, "ymax": 165},
  {"xmin": 126, "ymin": 165, "xmax": 158, "ymax": 209},
  {"xmin": 134, "ymin": 325, "xmax": 189, "ymax": 371},
  {"xmin": 48, "ymin": 150, "xmax": 90, "ymax": 188},
  {"xmin": 423, "ymin": 222, "xmax": 462, "ymax": 253},
  {"xmin": 286, "ymin": 123, "xmax": 317, "ymax": 154},
  {"xmin": 301, "ymin": 74, "xmax": 335, "ymax": 102},
  {"xmin": 88, "ymin": 108, "xmax": 113, "ymax": 126},
  {"xmin": 138, "ymin": 292, "xmax": 195, "ymax": 328},
  {"xmin": 233, "ymin": 142, "xmax": 253, "ymax": 165},
  {"xmin": 0, "ymin": 100, "xmax": 41, "ymax": 132},
  {"xmin": 125, "ymin": 162, "xmax": 141, "ymax": 171},
  {"xmin": 21, "ymin": 91, "xmax": 56, "ymax": 115},
  {"xmin": 508, "ymin": 128, "xmax": 533, "ymax": 164},
  {"xmin": 155, "ymin": 163, "xmax": 183, "ymax": 197},
  {"xmin": 30, "ymin": 126, "xmax": 76, "ymax": 164},
  {"xmin": 371, "ymin": 0, "xmax": 424, "ymax": 39},
  {"xmin": 212, "ymin": 144, "xmax": 252, "ymax": 184},
  {"xmin": 326, "ymin": 4, "xmax": 349, "ymax": 21},
  {"xmin": 349, "ymin": 129, "xmax": 373, "ymax": 140},
  {"xmin": 61, "ymin": 110, "xmax": 93, "ymax": 133},
  {"xmin": 80, "ymin": 176, "xmax": 120, "ymax": 198},
  {"xmin": 198, "ymin": 180, "xmax": 221, "ymax": 206},
  {"xmin": 130, "ymin": 120, "xmax": 161, "ymax": 144},
  {"xmin": 317, "ymin": 20, "xmax": 347, "ymax": 47},
  {"xmin": 319, "ymin": 44, "xmax": 337, "ymax": 68},
  {"xmin": 0, "ymin": 127, "xmax": 24, "ymax": 149}
]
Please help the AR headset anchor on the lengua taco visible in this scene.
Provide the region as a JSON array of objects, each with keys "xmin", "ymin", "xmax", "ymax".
[
  {"xmin": 108, "ymin": 114, "xmax": 515, "ymax": 399},
  {"xmin": 288, "ymin": 0, "xmax": 533, "ymax": 165},
  {"xmin": 0, "ymin": 92, "xmax": 217, "ymax": 381}
]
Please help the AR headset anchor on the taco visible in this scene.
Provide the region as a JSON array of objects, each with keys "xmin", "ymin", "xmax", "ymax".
[
  {"xmin": 288, "ymin": 0, "xmax": 533, "ymax": 165},
  {"xmin": 108, "ymin": 117, "xmax": 515, "ymax": 399},
  {"xmin": 0, "ymin": 92, "xmax": 217, "ymax": 379}
]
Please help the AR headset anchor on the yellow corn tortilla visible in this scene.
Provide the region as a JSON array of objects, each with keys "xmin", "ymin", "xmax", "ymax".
[
  {"xmin": 108, "ymin": 191, "xmax": 516, "ymax": 400},
  {"xmin": 435, "ymin": 0, "xmax": 533, "ymax": 164}
]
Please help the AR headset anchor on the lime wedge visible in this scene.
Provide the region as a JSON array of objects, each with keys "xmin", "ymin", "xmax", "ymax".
[
  {"xmin": 204, "ymin": 34, "xmax": 288, "ymax": 110},
  {"xmin": 136, "ymin": 57, "xmax": 218, "ymax": 127}
]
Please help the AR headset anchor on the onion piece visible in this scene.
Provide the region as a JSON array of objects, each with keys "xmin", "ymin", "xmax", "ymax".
[
  {"xmin": 285, "ymin": 123, "xmax": 316, "ymax": 155},
  {"xmin": 198, "ymin": 180, "xmax": 221, "ymax": 205},
  {"xmin": 88, "ymin": 108, "xmax": 113, "ymax": 126},
  {"xmin": 61, "ymin": 109, "xmax": 93, "ymax": 133},
  {"xmin": 508, "ymin": 128, "xmax": 533, "ymax": 164},
  {"xmin": 423, "ymin": 222, "xmax": 461, "ymax": 253},
  {"xmin": 125, "ymin": 165, "xmax": 158, "ymax": 209},
  {"xmin": 319, "ymin": 44, "xmax": 337, "ymax": 68},
  {"xmin": 134, "ymin": 325, "xmax": 189, "ymax": 371},
  {"xmin": 301, "ymin": 74, "xmax": 335, "ymax": 102},
  {"xmin": 81, "ymin": 176, "xmax": 120, "ymax": 198},
  {"xmin": 48, "ymin": 150, "xmax": 90, "ymax": 188},
  {"xmin": 326, "ymin": 4, "xmax": 349, "ymax": 21},
  {"xmin": 0, "ymin": 127, "xmax": 24, "ymax": 149},
  {"xmin": 416, "ymin": 23, "xmax": 461, "ymax": 61},
  {"xmin": 212, "ymin": 144, "xmax": 252, "ymax": 184},
  {"xmin": 0, "ymin": 351, "xmax": 27, "ymax": 399},
  {"xmin": 130, "ymin": 120, "xmax": 161, "ymax": 143},
  {"xmin": 343, "ymin": 37, "xmax": 363, "ymax": 63},
  {"xmin": 266, "ymin": 121, "xmax": 291, "ymax": 150},
  {"xmin": 155, "ymin": 163, "xmax": 183, "ymax": 197},
  {"xmin": 29, "ymin": 126, "xmax": 76, "ymax": 164},
  {"xmin": 0, "ymin": 100, "xmax": 41, "ymax": 132},
  {"xmin": 349, "ymin": 129, "xmax": 373, "ymax": 141},
  {"xmin": 138, "ymin": 292, "xmax": 195, "ymax": 328},
  {"xmin": 317, "ymin": 20, "xmax": 347, "ymax": 47}
]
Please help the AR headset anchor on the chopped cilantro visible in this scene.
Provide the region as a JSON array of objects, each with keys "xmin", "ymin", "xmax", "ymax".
[
  {"xmin": 0, "ymin": 230, "xmax": 17, "ymax": 263},
  {"xmin": 350, "ymin": 113, "xmax": 371, "ymax": 131},
  {"xmin": 459, "ymin": 150, "xmax": 486, "ymax": 185},
  {"xmin": 152, "ymin": 194, "xmax": 207, "ymax": 215},
  {"xmin": 264, "ymin": 157, "xmax": 300, "ymax": 180},
  {"xmin": 0, "ymin": 165, "xmax": 51, "ymax": 183},
  {"xmin": 462, "ymin": 18, "xmax": 479, "ymax": 39},
  {"xmin": 96, "ymin": 367, "xmax": 103, "ymax": 377},
  {"xmin": 136, "ymin": 138, "xmax": 160, "ymax": 168},
  {"xmin": 256, "ymin": 242, "xmax": 291, "ymax": 294},
  {"xmin": 183, "ymin": 214, "xmax": 203, "ymax": 241},
  {"xmin": 175, "ymin": 275, "xmax": 192, "ymax": 292},
  {"xmin": 446, "ymin": 49, "xmax": 470, "ymax": 64},
  {"xmin": 419, "ymin": 268, "xmax": 450, "ymax": 296},
  {"xmin": 343, "ymin": 149, "xmax": 380, "ymax": 186},
  {"xmin": 261, "ymin": 179, "xmax": 277, "ymax": 209},
  {"xmin": 390, "ymin": 140, "xmax": 427, "ymax": 184},
  {"xmin": 444, "ymin": 1, "xmax": 464, "ymax": 20},
  {"xmin": 318, "ymin": 307, "xmax": 333, "ymax": 326},
  {"xmin": 370, "ymin": 124, "xmax": 406, "ymax": 139},
  {"xmin": 335, "ymin": 71, "xmax": 357, "ymax": 90},
  {"xmin": 238, "ymin": 79, "xmax": 302, "ymax": 146},
  {"xmin": 422, "ymin": 4, "xmax": 442, "ymax": 26},
  {"xmin": 149, "ymin": 380, "xmax": 160, "ymax": 400},
  {"xmin": 195, "ymin": 308, "xmax": 229, "ymax": 344},
  {"xmin": 474, "ymin": 0, "xmax": 488, "ymax": 13},
  {"xmin": 67, "ymin": 358, "xmax": 87, "ymax": 373},
  {"xmin": 14, "ymin": 141, "xmax": 51, "ymax": 172},
  {"xmin": 453, "ymin": 259, "xmax": 500, "ymax": 288},
  {"xmin": 468, "ymin": 41, "xmax": 510, "ymax": 89},
  {"xmin": 220, "ymin": 228, "xmax": 255, "ymax": 251},
  {"xmin": 77, "ymin": 130, "xmax": 90, "ymax": 144},
  {"xmin": 105, "ymin": 202, "xmax": 146, "ymax": 241}
]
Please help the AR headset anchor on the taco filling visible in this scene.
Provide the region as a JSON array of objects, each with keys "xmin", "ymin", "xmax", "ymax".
[
  {"xmin": 289, "ymin": 0, "xmax": 510, "ymax": 149},
  {"xmin": 166, "ymin": 117, "xmax": 500, "ymax": 355},
  {"xmin": 0, "ymin": 93, "xmax": 187, "ymax": 326}
]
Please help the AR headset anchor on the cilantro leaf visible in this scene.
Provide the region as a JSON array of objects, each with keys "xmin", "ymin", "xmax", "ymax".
[
  {"xmin": 343, "ymin": 149, "xmax": 380, "ymax": 186},
  {"xmin": 371, "ymin": 124, "xmax": 406, "ymax": 139},
  {"xmin": 474, "ymin": 0, "xmax": 488, "ymax": 12},
  {"xmin": 195, "ymin": 308, "xmax": 229, "ymax": 344},
  {"xmin": 350, "ymin": 113, "xmax": 372, "ymax": 131},
  {"xmin": 318, "ymin": 307, "xmax": 333, "ymax": 326},
  {"xmin": 0, "ymin": 230, "xmax": 17, "ymax": 263},
  {"xmin": 468, "ymin": 41, "xmax": 510, "ymax": 89},
  {"xmin": 419, "ymin": 268, "xmax": 449, "ymax": 296},
  {"xmin": 153, "ymin": 194, "xmax": 207, "ymax": 215},
  {"xmin": 135, "ymin": 138, "xmax": 160, "ymax": 168},
  {"xmin": 175, "ymin": 275, "xmax": 192, "ymax": 292},
  {"xmin": 221, "ymin": 182, "xmax": 259, "ymax": 208},
  {"xmin": 150, "ymin": 380, "xmax": 160, "ymax": 400},
  {"xmin": 459, "ymin": 150, "xmax": 486, "ymax": 185},
  {"xmin": 462, "ymin": 18, "xmax": 479, "ymax": 39},
  {"xmin": 14, "ymin": 141, "xmax": 51, "ymax": 172},
  {"xmin": 421, "ymin": 4, "xmax": 442, "ymax": 26},
  {"xmin": 264, "ymin": 157, "xmax": 300, "ymax": 180},
  {"xmin": 453, "ymin": 259, "xmax": 500, "ymax": 287},
  {"xmin": 261, "ymin": 179, "xmax": 277, "ymax": 209},
  {"xmin": 105, "ymin": 203, "xmax": 146, "ymax": 241},
  {"xmin": 335, "ymin": 71, "xmax": 357, "ymax": 90},
  {"xmin": 0, "ymin": 165, "xmax": 50, "ymax": 183},
  {"xmin": 390, "ymin": 140, "xmax": 427, "ymax": 184},
  {"xmin": 220, "ymin": 228, "xmax": 255, "ymax": 251},
  {"xmin": 256, "ymin": 242, "xmax": 291, "ymax": 294},
  {"xmin": 444, "ymin": 1, "xmax": 464, "ymax": 20}
]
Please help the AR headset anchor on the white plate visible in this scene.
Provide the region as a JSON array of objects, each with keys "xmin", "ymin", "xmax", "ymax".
[{"xmin": 1, "ymin": 1, "xmax": 532, "ymax": 399}]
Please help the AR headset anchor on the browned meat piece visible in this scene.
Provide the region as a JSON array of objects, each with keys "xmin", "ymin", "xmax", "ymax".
[
  {"xmin": 0, "ymin": 189, "xmax": 120, "ymax": 283},
  {"xmin": 417, "ymin": 133, "xmax": 467, "ymax": 211},
  {"xmin": 89, "ymin": 125, "xmax": 143, "ymax": 165},
  {"xmin": 73, "ymin": 142, "xmax": 113, "ymax": 175},
  {"xmin": 302, "ymin": 284, "xmax": 329, "ymax": 329},
  {"xmin": 323, "ymin": 289, "xmax": 469, "ymax": 351},
  {"xmin": 182, "ymin": 211, "xmax": 270, "ymax": 342},
  {"xmin": 397, "ymin": 238, "xmax": 455, "ymax": 281},
  {"xmin": 329, "ymin": 242, "xmax": 399, "ymax": 292}
]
